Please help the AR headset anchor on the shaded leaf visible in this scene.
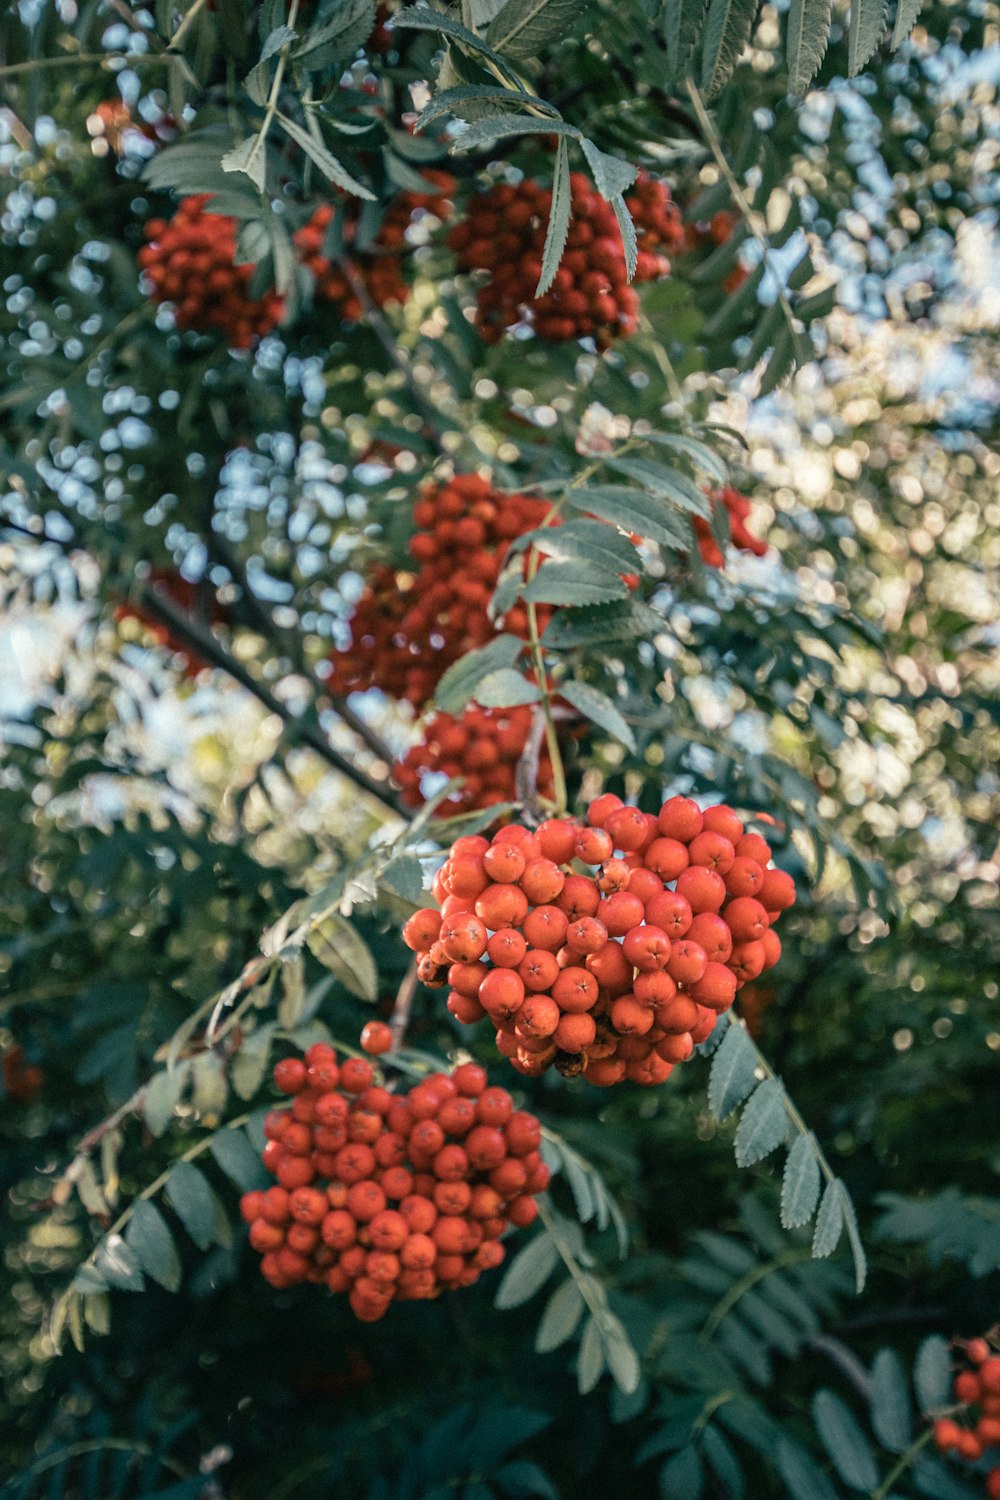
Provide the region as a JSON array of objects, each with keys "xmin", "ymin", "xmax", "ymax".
[
  {"xmin": 812, "ymin": 1389, "xmax": 879, "ymax": 1491},
  {"xmin": 812, "ymin": 1181, "xmax": 845, "ymax": 1260},
  {"xmin": 559, "ymin": 679, "xmax": 636, "ymax": 753},
  {"xmin": 165, "ymin": 1162, "xmax": 216, "ymax": 1251},
  {"xmin": 537, "ymin": 134, "xmax": 572, "ymax": 297},
  {"xmin": 495, "ymin": 1232, "xmax": 560, "ymax": 1309},
  {"xmin": 871, "ymin": 1348, "xmax": 913, "ymax": 1453},
  {"xmin": 781, "ymin": 1132, "xmax": 822, "ymax": 1228},
  {"xmin": 436, "ymin": 634, "xmax": 525, "ymax": 714},
  {"xmin": 708, "ymin": 1020, "xmax": 760, "ymax": 1121},
  {"xmin": 125, "ymin": 1200, "xmax": 182, "ymax": 1293},
  {"xmin": 734, "ymin": 1077, "xmax": 788, "ymax": 1167},
  {"xmin": 306, "ymin": 913, "xmax": 378, "ymax": 1001},
  {"xmin": 535, "ymin": 1277, "xmax": 585, "ymax": 1352}
]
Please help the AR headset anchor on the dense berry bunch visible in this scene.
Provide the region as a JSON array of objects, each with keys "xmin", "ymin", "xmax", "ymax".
[
  {"xmin": 240, "ymin": 1045, "xmax": 548, "ymax": 1321},
  {"xmin": 694, "ymin": 488, "xmax": 768, "ymax": 568},
  {"xmin": 329, "ymin": 474, "xmax": 550, "ymax": 705},
  {"xmin": 293, "ymin": 173, "xmax": 454, "ymax": 319},
  {"xmin": 404, "ymin": 795, "xmax": 795, "ymax": 1086},
  {"xmin": 447, "ymin": 172, "xmax": 675, "ymax": 347},
  {"xmin": 394, "ymin": 703, "xmax": 555, "ymax": 815},
  {"xmin": 138, "ymin": 196, "xmax": 285, "ymax": 348},
  {"xmin": 934, "ymin": 1338, "xmax": 1000, "ymax": 1493}
]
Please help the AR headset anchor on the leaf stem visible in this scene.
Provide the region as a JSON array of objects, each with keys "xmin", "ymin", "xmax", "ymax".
[
  {"xmin": 871, "ymin": 1424, "xmax": 936, "ymax": 1500},
  {"xmin": 701, "ymin": 1246, "xmax": 813, "ymax": 1340}
]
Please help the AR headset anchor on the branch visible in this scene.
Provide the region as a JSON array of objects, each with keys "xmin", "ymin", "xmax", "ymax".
[{"xmin": 389, "ymin": 960, "xmax": 419, "ymax": 1051}]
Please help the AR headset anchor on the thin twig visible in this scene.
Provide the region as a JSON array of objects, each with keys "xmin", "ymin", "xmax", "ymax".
[{"xmin": 389, "ymin": 960, "xmax": 419, "ymax": 1051}]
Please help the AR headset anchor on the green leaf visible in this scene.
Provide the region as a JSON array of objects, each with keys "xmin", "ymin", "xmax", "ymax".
[
  {"xmin": 436, "ymin": 634, "xmax": 526, "ymax": 714},
  {"xmin": 890, "ymin": 0, "xmax": 926, "ymax": 49},
  {"xmin": 472, "ymin": 669, "xmax": 542, "ymax": 708},
  {"xmin": 306, "ymin": 913, "xmax": 378, "ymax": 1001},
  {"xmin": 485, "ymin": 0, "xmax": 588, "ymax": 58},
  {"xmin": 527, "ymin": 518, "xmax": 643, "ymax": 576},
  {"xmin": 708, "ymin": 1020, "xmax": 760, "ymax": 1121},
  {"xmin": 837, "ymin": 1181, "xmax": 867, "ymax": 1293},
  {"xmin": 165, "ymin": 1162, "xmax": 217, "ymax": 1251},
  {"xmin": 143, "ymin": 1064, "xmax": 188, "ymax": 1137},
  {"xmin": 294, "ymin": 0, "xmax": 375, "ymax": 66},
  {"xmin": 230, "ymin": 1023, "xmax": 275, "ymax": 1101},
  {"xmin": 94, "ymin": 1233, "xmax": 145, "ymax": 1293},
  {"xmin": 812, "ymin": 1181, "xmax": 845, "ymax": 1260},
  {"xmin": 812, "ymin": 1389, "xmax": 879, "ymax": 1492},
  {"xmin": 577, "ymin": 1314, "xmax": 605, "ymax": 1394},
  {"xmin": 449, "ymin": 114, "xmax": 580, "ymax": 153},
  {"xmin": 605, "ymin": 456, "xmax": 712, "ymax": 518},
  {"xmin": 700, "ymin": 0, "xmax": 760, "ymax": 97},
  {"xmin": 611, "ymin": 195, "xmax": 638, "ymax": 280},
  {"xmin": 604, "ymin": 1315, "xmax": 641, "ymax": 1394},
  {"xmin": 757, "ymin": 326, "xmax": 799, "ymax": 398},
  {"xmin": 125, "ymin": 1200, "xmax": 182, "ymax": 1292},
  {"xmin": 735, "ymin": 1078, "xmax": 788, "ymax": 1167},
  {"xmin": 663, "ymin": 0, "xmax": 710, "ymax": 81},
  {"xmin": 221, "ymin": 133, "xmax": 267, "ymax": 194},
  {"xmin": 580, "ymin": 138, "xmax": 637, "ymax": 200},
  {"xmin": 494, "ymin": 1461, "xmax": 560, "ymax": 1499},
  {"xmin": 210, "ymin": 1127, "xmax": 268, "ymax": 1193},
  {"xmin": 558, "ymin": 680, "xmax": 637, "ymax": 752},
  {"xmin": 775, "ymin": 1438, "xmax": 840, "ymax": 1500},
  {"xmin": 495, "ymin": 1232, "xmax": 560, "ymax": 1308},
  {"xmin": 537, "ymin": 134, "xmax": 572, "ymax": 297},
  {"xmin": 914, "ymin": 1334, "xmax": 953, "ymax": 1414},
  {"xmin": 642, "ymin": 431, "xmax": 729, "ymax": 485},
  {"xmin": 870, "ymin": 1348, "xmax": 912, "ymax": 1453},
  {"xmin": 535, "ymin": 1277, "xmax": 585, "ymax": 1352},
  {"xmin": 847, "ymin": 0, "xmax": 886, "ymax": 74},
  {"xmin": 417, "ymin": 84, "xmax": 559, "ymax": 128},
  {"xmin": 659, "ymin": 1445, "xmax": 704, "ymax": 1500},
  {"xmin": 381, "ymin": 853, "xmax": 425, "ymax": 903},
  {"xmin": 522, "ymin": 560, "xmax": 628, "ymax": 607},
  {"xmin": 701, "ymin": 1425, "xmax": 745, "ymax": 1500},
  {"xmin": 260, "ymin": 22, "xmax": 295, "ymax": 58},
  {"xmin": 780, "ymin": 1132, "xmax": 822, "ymax": 1228},
  {"xmin": 786, "ymin": 0, "xmax": 833, "ymax": 92},
  {"xmin": 276, "ymin": 113, "xmax": 376, "ymax": 198},
  {"xmin": 542, "ymin": 600, "xmax": 666, "ymax": 649},
  {"xmin": 391, "ymin": 5, "xmax": 524, "ymax": 85},
  {"xmin": 568, "ymin": 486, "xmax": 690, "ymax": 550}
]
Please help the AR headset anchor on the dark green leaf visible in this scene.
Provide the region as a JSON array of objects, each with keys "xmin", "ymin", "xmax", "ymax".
[
  {"xmin": 165, "ymin": 1162, "xmax": 219, "ymax": 1252},
  {"xmin": 914, "ymin": 1335, "xmax": 953, "ymax": 1414},
  {"xmin": 775, "ymin": 1437, "xmax": 840, "ymax": 1500},
  {"xmin": 781, "ymin": 1132, "xmax": 822, "ymax": 1228},
  {"xmin": 812, "ymin": 1389, "xmax": 879, "ymax": 1491},
  {"xmin": 276, "ymin": 113, "xmax": 375, "ymax": 198},
  {"xmin": 870, "ymin": 1348, "xmax": 912, "ymax": 1453},
  {"xmin": 538, "ymin": 134, "xmax": 573, "ymax": 297},
  {"xmin": 847, "ymin": 0, "xmax": 886, "ymax": 74},
  {"xmin": 659, "ymin": 1445, "xmax": 704, "ymax": 1500},
  {"xmin": 125, "ymin": 1200, "xmax": 182, "ymax": 1292},
  {"xmin": 436, "ymin": 635, "xmax": 525, "ymax": 714},
  {"xmin": 708, "ymin": 1021, "xmax": 760, "ymax": 1121},
  {"xmin": 522, "ymin": 560, "xmax": 628, "ymax": 607},
  {"xmin": 786, "ymin": 0, "xmax": 833, "ymax": 92},
  {"xmin": 700, "ymin": 0, "xmax": 760, "ymax": 97},
  {"xmin": 812, "ymin": 1181, "xmax": 845, "ymax": 1260},
  {"xmin": 495, "ymin": 1232, "xmax": 560, "ymax": 1308},
  {"xmin": 577, "ymin": 1314, "xmax": 605, "ymax": 1394},
  {"xmin": 568, "ymin": 485, "xmax": 690, "ymax": 550},
  {"xmin": 306, "ymin": 913, "xmax": 377, "ymax": 1001},
  {"xmin": 559, "ymin": 679, "xmax": 636, "ymax": 752},
  {"xmin": 210, "ymin": 1127, "xmax": 268, "ymax": 1193},
  {"xmin": 486, "ymin": 0, "xmax": 588, "ymax": 57},
  {"xmin": 580, "ymin": 138, "xmax": 637, "ymax": 199},
  {"xmin": 535, "ymin": 1277, "xmax": 585, "ymax": 1352},
  {"xmin": 94, "ymin": 1233, "xmax": 145, "ymax": 1293}
]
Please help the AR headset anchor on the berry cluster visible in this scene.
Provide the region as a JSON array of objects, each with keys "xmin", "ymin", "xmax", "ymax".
[
  {"xmin": 293, "ymin": 171, "xmax": 454, "ymax": 320},
  {"xmin": 394, "ymin": 703, "xmax": 555, "ymax": 816},
  {"xmin": 447, "ymin": 172, "xmax": 677, "ymax": 347},
  {"xmin": 240, "ymin": 1045, "xmax": 548, "ymax": 1321},
  {"xmin": 404, "ymin": 795, "xmax": 795, "ymax": 1086},
  {"xmin": 329, "ymin": 474, "xmax": 550, "ymax": 706},
  {"xmin": 934, "ymin": 1338, "xmax": 1000, "ymax": 1494},
  {"xmin": 694, "ymin": 488, "xmax": 768, "ymax": 568},
  {"xmin": 138, "ymin": 196, "xmax": 285, "ymax": 349}
]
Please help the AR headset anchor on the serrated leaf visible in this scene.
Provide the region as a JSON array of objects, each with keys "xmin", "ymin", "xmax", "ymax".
[
  {"xmin": 537, "ymin": 134, "xmax": 572, "ymax": 297},
  {"xmin": 643, "ymin": 431, "xmax": 729, "ymax": 485},
  {"xmin": 260, "ymin": 22, "xmax": 295, "ymax": 59},
  {"xmin": 381, "ymin": 853, "xmax": 425, "ymax": 903},
  {"xmin": 391, "ymin": 5, "xmax": 524, "ymax": 86},
  {"xmin": 870, "ymin": 1348, "xmax": 912, "ymax": 1453},
  {"xmin": 535, "ymin": 1277, "xmax": 585, "ymax": 1352},
  {"xmin": 664, "ymin": 0, "xmax": 710, "ymax": 81},
  {"xmin": 165, "ymin": 1162, "xmax": 216, "ymax": 1251},
  {"xmin": 847, "ymin": 0, "xmax": 886, "ymax": 75},
  {"xmin": 700, "ymin": 0, "xmax": 760, "ymax": 97},
  {"xmin": 485, "ymin": 0, "xmax": 587, "ymax": 58},
  {"xmin": 611, "ymin": 195, "xmax": 638, "ymax": 280},
  {"xmin": 529, "ymin": 518, "xmax": 643, "ymax": 576},
  {"xmin": 276, "ymin": 113, "xmax": 375, "ymax": 198},
  {"xmin": 605, "ymin": 456, "xmax": 713, "ymax": 518},
  {"xmin": 221, "ymin": 133, "xmax": 267, "ymax": 193},
  {"xmin": 495, "ymin": 1232, "xmax": 560, "ymax": 1309},
  {"xmin": 417, "ymin": 84, "xmax": 560, "ymax": 129},
  {"xmin": 542, "ymin": 599, "xmax": 665, "ymax": 649},
  {"xmin": 94, "ymin": 1233, "xmax": 145, "ymax": 1293},
  {"xmin": 448, "ymin": 115, "xmax": 580, "ymax": 152},
  {"xmin": 472, "ymin": 669, "xmax": 542, "ymax": 708},
  {"xmin": 125, "ymin": 1200, "xmax": 182, "ymax": 1292},
  {"xmin": 708, "ymin": 1021, "xmax": 760, "ymax": 1121},
  {"xmin": 812, "ymin": 1389, "xmax": 879, "ymax": 1492},
  {"xmin": 522, "ymin": 560, "xmax": 628, "ymax": 607},
  {"xmin": 757, "ymin": 325, "xmax": 798, "ymax": 398},
  {"xmin": 890, "ymin": 0, "xmax": 926, "ymax": 48},
  {"xmin": 775, "ymin": 1437, "xmax": 840, "ymax": 1500},
  {"xmin": 569, "ymin": 486, "xmax": 690, "ymax": 550},
  {"xmin": 436, "ymin": 634, "xmax": 525, "ymax": 714},
  {"xmin": 580, "ymin": 138, "xmax": 637, "ymax": 200},
  {"xmin": 812, "ymin": 1181, "xmax": 845, "ymax": 1260},
  {"xmin": 660, "ymin": 1445, "xmax": 704, "ymax": 1500},
  {"xmin": 230, "ymin": 1024, "xmax": 275, "ymax": 1101},
  {"xmin": 781, "ymin": 1132, "xmax": 822, "ymax": 1228},
  {"xmin": 294, "ymin": 0, "xmax": 375, "ymax": 65},
  {"xmin": 306, "ymin": 913, "xmax": 378, "ymax": 1001},
  {"xmin": 786, "ymin": 0, "xmax": 833, "ymax": 92},
  {"xmin": 914, "ymin": 1334, "xmax": 953, "ymax": 1413},
  {"xmin": 734, "ymin": 1078, "xmax": 788, "ymax": 1167},
  {"xmin": 577, "ymin": 1314, "xmax": 605, "ymax": 1394},
  {"xmin": 210, "ymin": 1127, "xmax": 268, "ymax": 1193},
  {"xmin": 558, "ymin": 680, "xmax": 636, "ymax": 752}
]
